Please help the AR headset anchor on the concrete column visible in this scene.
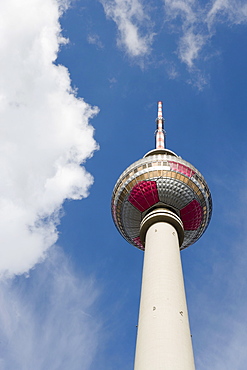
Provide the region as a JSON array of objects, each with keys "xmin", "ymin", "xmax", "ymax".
[{"xmin": 134, "ymin": 209, "xmax": 195, "ymax": 370}]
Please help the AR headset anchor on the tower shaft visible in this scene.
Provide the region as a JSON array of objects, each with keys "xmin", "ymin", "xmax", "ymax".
[{"xmin": 134, "ymin": 209, "xmax": 195, "ymax": 370}]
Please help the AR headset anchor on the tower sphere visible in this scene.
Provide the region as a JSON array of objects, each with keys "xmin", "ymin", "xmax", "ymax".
[{"xmin": 111, "ymin": 106, "xmax": 212, "ymax": 251}]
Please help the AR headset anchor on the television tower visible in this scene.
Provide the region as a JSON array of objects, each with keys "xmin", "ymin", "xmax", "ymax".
[{"xmin": 111, "ymin": 102, "xmax": 212, "ymax": 369}]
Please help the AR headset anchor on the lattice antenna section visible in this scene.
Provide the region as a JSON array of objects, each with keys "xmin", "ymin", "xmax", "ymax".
[{"xmin": 155, "ymin": 101, "xmax": 166, "ymax": 149}]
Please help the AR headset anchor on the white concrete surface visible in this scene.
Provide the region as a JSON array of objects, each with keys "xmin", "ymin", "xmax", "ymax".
[{"xmin": 134, "ymin": 217, "xmax": 195, "ymax": 370}]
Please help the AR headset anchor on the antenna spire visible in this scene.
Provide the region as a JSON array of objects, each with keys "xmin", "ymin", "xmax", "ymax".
[{"xmin": 155, "ymin": 101, "xmax": 166, "ymax": 149}]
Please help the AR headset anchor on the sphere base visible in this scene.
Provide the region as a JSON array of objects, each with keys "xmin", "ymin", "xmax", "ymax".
[{"xmin": 140, "ymin": 208, "xmax": 184, "ymax": 247}]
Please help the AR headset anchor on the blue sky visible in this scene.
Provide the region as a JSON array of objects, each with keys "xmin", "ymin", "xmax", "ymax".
[{"xmin": 0, "ymin": 0, "xmax": 247, "ymax": 369}]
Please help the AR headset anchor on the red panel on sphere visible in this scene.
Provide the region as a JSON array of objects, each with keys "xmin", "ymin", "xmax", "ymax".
[
  {"xmin": 180, "ymin": 199, "xmax": 202, "ymax": 230},
  {"xmin": 169, "ymin": 161, "xmax": 195, "ymax": 178},
  {"xmin": 133, "ymin": 237, "xmax": 144, "ymax": 250},
  {"xmin": 128, "ymin": 181, "xmax": 159, "ymax": 212}
]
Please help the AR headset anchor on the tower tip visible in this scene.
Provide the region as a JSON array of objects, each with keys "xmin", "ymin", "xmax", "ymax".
[{"xmin": 156, "ymin": 101, "xmax": 165, "ymax": 149}]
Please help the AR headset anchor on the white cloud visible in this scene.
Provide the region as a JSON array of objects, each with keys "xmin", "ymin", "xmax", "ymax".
[
  {"xmin": 163, "ymin": 0, "xmax": 207, "ymax": 68},
  {"xmin": 109, "ymin": 77, "xmax": 118, "ymax": 88},
  {"xmin": 163, "ymin": 0, "xmax": 247, "ymax": 68},
  {"xmin": 164, "ymin": 0, "xmax": 197, "ymax": 23},
  {"xmin": 0, "ymin": 0, "xmax": 98, "ymax": 277},
  {"xmin": 178, "ymin": 29, "xmax": 206, "ymax": 68},
  {"xmin": 0, "ymin": 247, "xmax": 101, "ymax": 370},
  {"xmin": 100, "ymin": 0, "xmax": 247, "ymax": 74},
  {"xmin": 207, "ymin": 0, "xmax": 247, "ymax": 27},
  {"xmin": 87, "ymin": 34, "xmax": 104, "ymax": 49},
  {"xmin": 100, "ymin": 0, "xmax": 154, "ymax": 57}
]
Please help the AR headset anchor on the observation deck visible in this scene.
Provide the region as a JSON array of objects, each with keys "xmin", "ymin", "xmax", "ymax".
[{"xmin": 111, "ymin": 104, "xmax": 212, "ymax": 251}]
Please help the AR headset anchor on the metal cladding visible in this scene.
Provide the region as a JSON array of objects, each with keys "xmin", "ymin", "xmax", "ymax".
[{"xmin": 111, "ymin": 148, "xmax": 212, "ymax": 251}]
